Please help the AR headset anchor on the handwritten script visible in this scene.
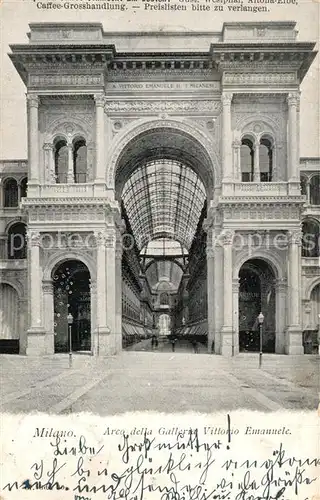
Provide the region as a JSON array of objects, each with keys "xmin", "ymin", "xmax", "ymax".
[{"xmin": 1, "ymin": 413, "xmax": 319, "ymax": 500}]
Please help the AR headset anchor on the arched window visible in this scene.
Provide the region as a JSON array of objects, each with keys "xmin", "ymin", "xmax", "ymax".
[
  {"xmin": 7, "ymin": 223, "xmax": 27, "ymax": 259},
  {"xmin": 54, "ymin": 138, "xmax": 68, "ymax": 183},
  {"xmin": 259, "ymin": 138, "xmax": 273, "ymax": 182},
  {"xmin": 310, "ymin": 175, "xmax": 320, "ymax": 205},
  {"xmin": 73, "ymin": 138, "xmax": 87, "ymax": 183},
  {"xmin": 3, "ymin": 178, "xmax": 18, "ymax": 207},
  {"xmin": 300, "ymin": 176, "xmax": 308, "ymax": 198},
  {"xmin": 302, "ymin": 219, "xmax": 320, "ymax": 257},
  {"xmin": 20, "ymin": 177, "xmax": 28, "ymax": 199},
  {"xmin": 240, "ymin": 138, "xmax": 254, "ymax": 182}
]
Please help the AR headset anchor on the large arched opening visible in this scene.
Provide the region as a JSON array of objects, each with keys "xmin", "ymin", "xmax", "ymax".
[
  {"xmin": 52, "ymin": 259, "xmax": 91, "ymax": 353},
  {"xmin": 238, "ymin": 258, "xmax": 276, "ymax": 353},
  {"xmin": 114, "ymin": 125, "xmax": 215, "ymax": 352},
  {"xmin": 0, "ymin": 283, "xmax": 20, "ymax": 353}
]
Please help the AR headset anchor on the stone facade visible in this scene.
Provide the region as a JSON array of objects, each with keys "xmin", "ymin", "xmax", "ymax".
[{"xmin": 0, "ymin": 22, "xmax": 319, "ymax": 356}]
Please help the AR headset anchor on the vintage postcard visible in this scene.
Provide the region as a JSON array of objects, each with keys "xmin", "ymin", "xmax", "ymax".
[{"xmin": 0, "ymin": 0, "xmax": 319, "ymax": 498}]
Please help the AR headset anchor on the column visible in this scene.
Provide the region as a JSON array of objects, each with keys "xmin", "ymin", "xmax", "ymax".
[
  {"xmin": 96, "ymin": 231, "xmax": 107, "ymax": 328},
  {"xmin": 306, "ymin": 180, "xmax": 311, "ymax": 204},
  {"xmin": 214, "ymin": 239, "xmax": 224, "ymax": 354},
  {"xmin": 26, "ymin": 231, "xmax": 45, "ymax": 355},
  {"xmin": 19, "ymin": 298, "xmax": 28, "ymax": 355},
  {"xmin": 26, "ymin": 94, "xmax": 39, "ymax": 185},
  {"xmin": 221, "ymin": 92, "xmax": 233, "ymax": 182},
  {"xmin": 87, "ymin": 141, "xmax": 95, "ymax": 182},
  {"xmin": 232, "ymin": 278, "xmax": 239, "ymax": 355},
  {"xmin": 232, "ymin": 139, "xmax": 241, "ymax": 181},
  {"xmin": 90, "ymin": 281, "xmax": 97, "ymax": 353},
  {"xmin": 206, "ymin": 246, "xmax": 215, "ymax": 353},
  {"xmin": 43, "ymin": 143, "xmax": 55, "ymax": 183},
  {"xmin": 253, "ymin": 140, "xmax": 260, "ymax": 182},
  {"xmin": 286, "ymin": 230, "xmax": 303, "ymax": 354},
  {"xmin": 67, "ymin": 143, "xmax": 74, "ymax": 183},
  {"xmin": 221, "ymin": 230, "xmax": 234, "ymax": 356},
  {"xmin": 115, "ymin": 238, "xmax": 123, "ymax": 353},
  {"xmin": 275, "ymin": 279, "xmax": 287, "ymax": 354},
  {"xmin": 106, "ymin": 230, "xmax": 116, "ymax": 354},
  {"xmin": 94, "ymin": 93, "xmax": 105, "ymax": 184},
  {"xmin": 42, "ymin": 280, "xmax": 54, "ymax": 354},
  {"xmin": 287, "ymin": 93, "xmax": 299, "ymax": 181}
]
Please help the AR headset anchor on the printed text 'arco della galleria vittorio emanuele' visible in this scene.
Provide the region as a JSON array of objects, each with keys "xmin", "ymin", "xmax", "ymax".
[{"xmin": 0, "ymin": 22, "xmax": 319, "ymax": 357}]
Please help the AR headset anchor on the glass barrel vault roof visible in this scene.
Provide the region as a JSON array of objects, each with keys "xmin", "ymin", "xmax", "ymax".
[{"xmin": 122, "ymin": 159, "xmax": 206, "ymax": 250}]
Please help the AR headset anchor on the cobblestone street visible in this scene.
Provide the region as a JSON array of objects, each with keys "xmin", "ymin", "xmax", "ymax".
[{"xmin": 1, "ymin": 344, "xmax": 319, "ymax": 415}]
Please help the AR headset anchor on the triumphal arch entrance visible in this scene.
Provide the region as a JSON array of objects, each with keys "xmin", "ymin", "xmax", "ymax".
[{"xmin": 8, "ymin": 22, "xmax": 316, "ymax": 356}]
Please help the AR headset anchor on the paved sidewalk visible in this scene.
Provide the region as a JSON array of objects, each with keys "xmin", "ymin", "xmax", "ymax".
[{"xmin": 1, "ymin": 350, "xmax": 319, "ymax": 415}]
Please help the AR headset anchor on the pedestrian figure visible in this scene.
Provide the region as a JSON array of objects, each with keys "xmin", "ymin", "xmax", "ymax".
[
  {"xmin": 155, "ymin": 337, "xmax": 159, "ymax": 348},
  {"xmin": 211, "ymin": 340, "xmax": 215, "ymax": 354},
  {"xmin": 171, "ymin": 338, "xmax": 176, "ymax": 352},
  {"xmin": 192, "ymin": 339, "xmax": 198, "ymax": 353},
  {"xmin": 151, "ymin": 336, "xmax": 155, "ymax": 349}
]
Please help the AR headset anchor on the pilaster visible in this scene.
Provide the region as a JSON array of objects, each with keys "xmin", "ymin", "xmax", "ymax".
[
  {"xmin": 26, "ymin": 231, "xmax": 46, "ymax": 355},
  {"xmin": 94, "ymin": 93, "xmax": 106, "ymax": 193},
  {"xmin": 287, "ymin": 92, "xmax": 299, "ymax": 182},
  {"xmin": 26, "ymin": 94, "xmax": 40, "ymax": 194},
  {"xmin": 221, "ymin": 230, "xmax": 234, "ymax": 356},
  {"xmin": 221, "ymin": 92, "xmax": 233, "ymax": 183},
  {"xmin": 42, "ymin": 280, "xmax": 54, "ymax": 354},
  {"xmin": 285, "ymin": 230, "xmax": 303, "ymax": 354}
]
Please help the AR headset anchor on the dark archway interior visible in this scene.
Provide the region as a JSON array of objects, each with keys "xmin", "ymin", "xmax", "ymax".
[
  {"xmin": 116, "ymin": 129, "xmax": 213, "ymax": 350},
  {"xmin": 239, "ymin": 258, "xmax": 276, "ymax": 353},
  {"xmin": 53, "ymin": 260, "xmax": 91, "ymax": 352}
]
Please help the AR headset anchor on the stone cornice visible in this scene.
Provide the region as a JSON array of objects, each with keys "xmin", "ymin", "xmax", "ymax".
[{"xmin": 9, "ymin": 30, "xmax": 316, "ymax": 85}]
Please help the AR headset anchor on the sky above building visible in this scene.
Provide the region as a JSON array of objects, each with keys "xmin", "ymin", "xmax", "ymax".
[{"xmin": 0, "ymin": 0, "xmax": 319, "ymax": 159}]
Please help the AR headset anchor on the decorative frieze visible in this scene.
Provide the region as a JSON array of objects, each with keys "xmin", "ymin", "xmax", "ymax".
[
  {"xmin": 223, "ymin": 72, "xmax": 297, "ymax": 85},
  {"xmin": 29, "ymin": 74, "xmax": 103, "ymax": 87},
  {"xmin": 104, "ymin": 100, "xmax": 221, "ymax": 114},
  {"xmin": 221, "ymin": 202, "xmax": 301, "ymax": 220},
  {"xmin": 28, "ymin": 205, "xmax": 106, "ymax": 222}
]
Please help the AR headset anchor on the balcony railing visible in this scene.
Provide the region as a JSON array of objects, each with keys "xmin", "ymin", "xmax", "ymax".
[
  {"xmin": 39, "ymin": 183, "xmax": 95, "ymax": 197},
  {"xmin": 229, "ymin": 182, "xmax": 302, "ymax": 197}
]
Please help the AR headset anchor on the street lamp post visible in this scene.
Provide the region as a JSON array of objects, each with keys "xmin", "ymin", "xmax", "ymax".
[
  {"xmin": 67, "ymin": 312, "xmax": 73, "ymax": 368},
  {"xmin": 318, "ymin": 314, "xmax": 320, "ymax": 356},
  {"xmin": 258, "ymin": 312, "xmax": 264, "ymax": 368}
]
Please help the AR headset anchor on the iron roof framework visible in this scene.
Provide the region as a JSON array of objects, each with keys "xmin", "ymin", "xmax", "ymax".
[{"xmin": 122, "ymin": 159, "xmax": 206, "ymax": 251}]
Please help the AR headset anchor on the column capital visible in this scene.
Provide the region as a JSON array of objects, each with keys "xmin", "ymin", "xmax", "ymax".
[
  {"xmin": 287, "ymin": 92, "xmax": 300, "ymax": 107},
  {"xmin": 26, "ymin": 230, "xmax": 41, "ymax": 247},
  {"xmin": 206, "ymin": 247, "xmax": 215, "ymax": 259},
  {"xmin": 42, "ymin": 280, "xmax": 53, "ymax": 294},
  {"xmin": 275, "ymin": 278, "xmax": 287, "ymax": 293},
  {"xmin": 232, "ymin": 139, "xmax": 241, "ymax": 148},
  {"xmin": 288, "ymin": 230, "xmax": 302, "ymax": 246},
  {"xmin": 221, "ymin": 92, "xmax": 233, "ymax": 106},
  {"xmin": 43, "ymin": 142, "xmax": 53, "ymax": 151},
  {"xmin": 232, "ymin": 278, "xmax": 239, "ymax": 292},
  {"xmin": 94, "ymin": 93, "xmax": 106, "ymax": 107},
  {"xmin": 221, "ymin": 230, "xmax": 234, "ymax": 246},
  {"xmin": 94, "ymin": 231, "xmax": 106, "ymax": 247},
  {"xmin": 26, "ymin": 94, "xmax": 39, "ymax": 108}
]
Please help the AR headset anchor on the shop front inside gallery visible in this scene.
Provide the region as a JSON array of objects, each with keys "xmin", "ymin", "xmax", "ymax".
[{"xmin": 0, "ymin": 21, "xmax": 319, "ymax": 357}]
